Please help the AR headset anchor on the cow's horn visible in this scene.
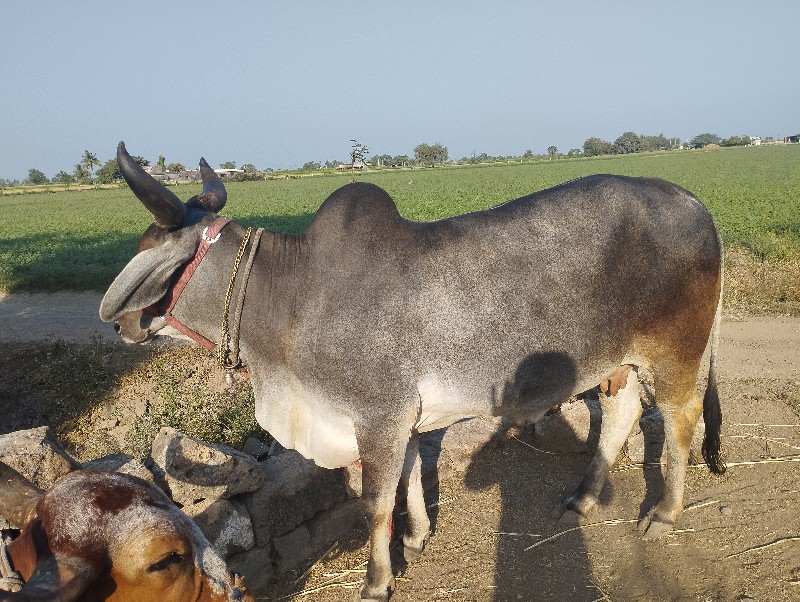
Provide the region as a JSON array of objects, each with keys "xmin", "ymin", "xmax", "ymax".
[
  {"xmin": 0, "ymin": 461, "xmax": 43, "ymax": 528},
  {"xmin": 13, "ymin": 553, "xmax": 96, "ymax": 601},
  {"xmin": 187, "ymin": 157, "xmax": 227, "ymax": 213},
  {"xmin": 117, "ymin": 142, "xmax": 187, "ymax": 228}
]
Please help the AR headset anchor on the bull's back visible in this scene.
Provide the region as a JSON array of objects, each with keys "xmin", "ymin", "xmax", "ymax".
[{"xmin": 295, "ymin": 175, "xmax": 721, "ymax": 415}]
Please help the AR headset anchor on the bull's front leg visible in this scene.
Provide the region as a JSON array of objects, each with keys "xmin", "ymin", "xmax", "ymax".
[
  {"xmin": 354, "ymin": 424, "xmax": 412, "ymax": 602},
  {"xmin": 553, "ymin": 367, "xmax": 642, "ymax": 524}
]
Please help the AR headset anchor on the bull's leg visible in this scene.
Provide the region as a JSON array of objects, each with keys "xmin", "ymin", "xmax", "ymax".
[
  {"xmin": 553, "ymin": 367, "xmax": 642, "ymax": 524},
  {"xmin": 398, "ymin": 432, "xmax": 430, "ymax": 561},
  {"xmin": 354, "ymin": 426, "xmax": 411, "ymax": 602},
  {"xmin": 637, "ymin": 381, "xmax": 704, "ymax": 539}
]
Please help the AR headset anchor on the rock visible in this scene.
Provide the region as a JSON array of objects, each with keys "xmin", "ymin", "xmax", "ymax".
[
  {"xmin": 241, "ymin": 437, "xmax": 271, "ymax": 461},
  {"xmin": 183, "ymin": 498, "xmax": 254, "ymax": 558},
  {"xmin": 227, "ymin": 545, "xmax": 275, "ymax": 595},
  {"xmin": 0, "ymin": 426, "xmax": 77, "ymax": 489},
  {"xmin": 149, "ymin": 427, "xmax": 265, "ymax": 505},
  {"xmin": 243, "ymin": 450, "xmax": 348, "ymax": 547},
  {"xmin": 720, "ymin": 505, "xmax": 733, "ymax": 516},
  {"xmin": 273, "ymin": 524, "xmax": 311, "ymax": 572},
  {"xmin": 308, "ymin": 498, "xmax": 364, "ymax": 551},
  {"xmin": 81, "ymin": 454, "xmax": 155, "ymax": 483}
]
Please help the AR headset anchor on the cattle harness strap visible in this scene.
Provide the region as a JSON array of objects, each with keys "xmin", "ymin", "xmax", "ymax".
[
  {"xmin": 145, "ymin": 216, "xmax": 263, "ymax": 380},
  {"xmin": 0, "ymin": 535, "xmax": 23, "ymax": 593},
  {"xmin": 219, "ymin": 225, "xmax": 264, "ymax": 376}
]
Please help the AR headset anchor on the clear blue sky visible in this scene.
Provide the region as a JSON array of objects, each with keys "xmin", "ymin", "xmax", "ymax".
[{"xmin": 1, "ymin": 1, "xmax": 798, "ymax": 181}]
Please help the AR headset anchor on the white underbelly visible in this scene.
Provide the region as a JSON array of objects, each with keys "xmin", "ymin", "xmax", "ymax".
[{"xmin": 255, "ymin": 381, "xmax": 359, "ymax": 469}]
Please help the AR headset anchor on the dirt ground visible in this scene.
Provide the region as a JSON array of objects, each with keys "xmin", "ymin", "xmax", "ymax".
[{"xmin": 1, "ymin": 293, "xmax": 799, "ymax": 601}]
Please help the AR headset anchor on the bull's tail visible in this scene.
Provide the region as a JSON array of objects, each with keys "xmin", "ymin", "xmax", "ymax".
[{"xmin": 701, "ymin": 246, "xmax": 726, "ymax": 475}]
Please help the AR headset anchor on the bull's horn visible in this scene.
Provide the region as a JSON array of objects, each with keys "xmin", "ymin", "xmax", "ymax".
[
  {"xmin": 187, "ymin": 157, "xmax": 227, "ymax": 213},
  {"xmin": 11, "ymin": 553, "xmax": 96, "ymax": 601},
  {"xmin": 117, "ymin": 142, "xmax": 187, "ymax": 228},
  {"xmin": 0, "ymin": 461, "xmax": 43, "ymax": 528}
]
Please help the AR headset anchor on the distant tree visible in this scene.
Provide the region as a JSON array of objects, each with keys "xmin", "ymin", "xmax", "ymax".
[
  {"xmin": 547, "ymin": 146, "xmax": 558, "ymax": 159},
  {"xmin": 81, "ymin": 150, "xmax": 102, "ymax": 180},
  {"xmin": 691, "ymin": 133, "xmax": 721, "ymax": 148},
  {"xmin": 614, "ymin": 132, "xmax": 642, "ymax": 154},
  {"xmin": 567, "ymin": 148, "xmax": 582, "ymax": 157},
  {"xmin": 301, "ymin": 161, "xmax": 321, "ymax": 171},
  {"xmin": 157, "ymin": 155, "xmax": 166, "ymax": 171},
  {"xmin": 369, "ymin": 154, "xmax": 393, "ymax": 167},
  {"xmin": 131, "ymin": 155, "xmax": 149, "ymax": 167},
  {"xmin": 95, "ymin": 159, "xmax": 122, "ymax": 184},
  {"xmin": 241, "ymin": 163, "xmax": 257, "ymax": 173},
  {"xmin": 522, "ymin": 149, "xmax": 534, "ymax": 160},
  {"xmin": 414, "ymin": 143, "xmax": 448, "ymax": 167},
  {"xmin": 583, "ymin": 137, "xmax": 613, "ymax": 156},
  {"xmin": 394, "ymin": 155, "xmax": 411, "ymax": 167},
  {"xmin": 720, "ymin": 135, "xmax": 751, "ymax": 147},
  {"xmin": 26, "ymin": 168, "xmax": 48, "ymax": 185},
  {"xmin": 53, "ymin": 170, "xmax": 74, "ymax": 188},
  {"xmin": 166, "ymin": 162, "xmax": 186, "ymax": 173},
  {"xmin": 219, "ymin": 161, "xmax": 237, "ymax": 169},
  {"xmin": 639, "ymin": 133, "xmax": 669, "ymax": 152},
  {"xmin": 73, "ymin": 163, "xmax": 90, "ymax": 184}
]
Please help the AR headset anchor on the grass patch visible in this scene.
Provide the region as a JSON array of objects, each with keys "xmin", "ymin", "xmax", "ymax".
[
  {"xmin": 0, "ymin": 340, "xmax": 266, "ymax": 462},
  {"xmin": 2, "ymin": 145, "xmax": 799, "ymax": 293}
]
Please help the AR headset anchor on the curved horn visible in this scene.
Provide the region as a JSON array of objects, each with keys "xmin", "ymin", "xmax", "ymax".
[
  {"xmin": 0, "ymin": 461, "xmax": 43, "ymax": 529},
  {"xmin": 187, "ymin": 157, "xmax": 227, "ymax": 213},
  {"xmin": 7, "ymin": 553, "xmax": 96, "ymax": 602},
  {"xmin": 117, "ymin": 142, "xmax": 187, "ymax": 228}
]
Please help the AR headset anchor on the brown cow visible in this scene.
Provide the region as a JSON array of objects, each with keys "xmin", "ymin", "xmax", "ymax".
[{"xmin": 0, "ymin": 462, "xmax": 252, "ymax": 602}]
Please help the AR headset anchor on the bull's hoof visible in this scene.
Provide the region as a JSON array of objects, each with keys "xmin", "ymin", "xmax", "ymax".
[
  {"xmin": 557, "ymin": 508, "xmax": 585, "ymax": 527},
  {"xmin": 551, "ymin": 497, "xmax": 590, "ymax": 524},
  {"xmin": 403, "ymin": 532, "xmax": 430, "ymax": 563},
  {"xmin": 637, "ymin": 508, "xmax": 674, "ymax": 540},
  {"xmin": 353, "ymin": 576, "xmax": 395, "ymax": 602}
]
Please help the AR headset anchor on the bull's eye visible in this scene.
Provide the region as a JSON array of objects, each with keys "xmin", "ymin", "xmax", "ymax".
[{"xmin": 147, "ymin": 551, "xmax": 184, "ymax": 573}]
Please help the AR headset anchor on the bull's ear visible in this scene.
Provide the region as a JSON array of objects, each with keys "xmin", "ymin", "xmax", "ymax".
[
  {"xmin": 11, "ymin": 553, "xmax": 96, "ymax": 601},
  {"xmin": 99, "ymin": 234, "xmax": 198, "ymax": 322}
]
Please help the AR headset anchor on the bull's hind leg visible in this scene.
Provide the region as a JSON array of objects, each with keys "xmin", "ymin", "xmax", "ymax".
[
  {"xmin": 553, "ymin": 367, "xmax": 642, "ymax": 524},
  {"xmin": 638, "ymin": 377, "xmax": 704, "ymax": 539},
  {"xmin": 398, "ymin": 432, "xmax": 430, "ymax": 561}
]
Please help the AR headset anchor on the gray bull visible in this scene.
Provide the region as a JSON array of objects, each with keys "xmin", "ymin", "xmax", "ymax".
[{"xmin": 101, "ymin": 142, "xmax": 724, "ymax": 601}]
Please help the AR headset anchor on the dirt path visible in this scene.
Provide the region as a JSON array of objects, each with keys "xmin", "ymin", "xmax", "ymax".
[
  {"xmin": 2, "ymin": 293, "xmax": 799, "ymax": 601},
  {"xmin": 0, "ymin": 292, "xmax": 116, "ymax": 341}
]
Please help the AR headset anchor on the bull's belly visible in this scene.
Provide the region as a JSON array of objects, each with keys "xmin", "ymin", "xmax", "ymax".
[{"xmin": 254, "ymin": 380, "xmax": 360, "ymax": 470}]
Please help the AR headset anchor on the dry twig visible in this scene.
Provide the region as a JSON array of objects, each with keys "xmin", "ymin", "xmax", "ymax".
[{"xmin": 724, "ymin": 535, "xmax": 800, "ymax": 559}]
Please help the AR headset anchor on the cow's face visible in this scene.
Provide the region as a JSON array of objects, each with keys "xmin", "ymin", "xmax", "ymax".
[
  {"xmin": 0, "ymin": 465, "xmax": 252, "ymax": 602},
  {"xmin": 100, "ymin": 142, "xmax": 227, "ymax": 344}
]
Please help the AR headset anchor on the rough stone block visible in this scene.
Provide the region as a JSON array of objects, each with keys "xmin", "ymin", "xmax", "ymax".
[
  {"xmin": 273, "ymin": 524, "xmax": 312, "ymax": 572},
  {"xmin": 81, "ymin": 454, "xmax": 155, "ymax": 483},
  {"xmin": 309, "ymin": 498, "xmax": 365, "ymax": 551},
  {"xmin": 243, "ymin": 450, "xmax": 347, "ymax": 547},
  {"xmin": 0, "ymin": 426, "xmax": 77, "ymax": 489},
  {"xmin": 227, "ymin": 544, "xmax": 275, "ymax": 595},
  {"xmin": 183, "ymin": 498, "xmax": 254, "ymax": 558},
  {"xmin": 149, "ymin": 427, "xmax": 265, "ymax": 505}
]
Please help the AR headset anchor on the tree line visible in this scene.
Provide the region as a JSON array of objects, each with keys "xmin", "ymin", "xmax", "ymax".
[{"xmin": 1, "ymin": 131, "xmax": 769, "ymax": 188}]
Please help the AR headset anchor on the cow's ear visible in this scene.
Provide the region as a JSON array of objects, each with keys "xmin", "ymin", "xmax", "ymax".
[{"xmin": 100, "ymin": 235, "xmax": 198, "ymax": 322}]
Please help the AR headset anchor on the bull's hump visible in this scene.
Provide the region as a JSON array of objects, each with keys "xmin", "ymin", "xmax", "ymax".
[{"xmin": 308, "ymin": 182, "xmax": 403, "ymax": 237}]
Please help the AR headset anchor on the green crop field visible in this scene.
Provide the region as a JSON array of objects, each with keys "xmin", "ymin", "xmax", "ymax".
[{"xmin": 1, "ymin": 144, "xmax": 799, "ymax": 295}]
